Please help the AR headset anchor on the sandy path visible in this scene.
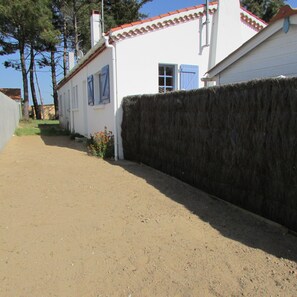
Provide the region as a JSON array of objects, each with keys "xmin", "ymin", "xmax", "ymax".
[{"xmin": 0, "ymin": 135, "xmax": 296, "ymax": 297}]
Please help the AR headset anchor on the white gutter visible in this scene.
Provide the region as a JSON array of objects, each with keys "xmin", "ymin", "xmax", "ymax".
[
  {"xmin": 205, "ymin": 0, "xmax": 210, "ymax": 46},
  {"xmin": 104, "ymin": 35, "xmax": 119, "ymax": 161}
]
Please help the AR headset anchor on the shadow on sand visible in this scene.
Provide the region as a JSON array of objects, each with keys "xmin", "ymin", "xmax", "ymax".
[
  {"xmin": 38, "ymin": 127, "xmax": 297, "ymax": 262},
  {"xmin": 38, "ymin": 123, "xmax": 87, "ymax": 153},
  {"xmin": 110, "ymin": 160, "xmax": 297, "ymax": 263}
]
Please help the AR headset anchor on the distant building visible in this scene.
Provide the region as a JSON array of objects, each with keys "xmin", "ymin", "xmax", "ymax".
[
  {"xmin": 204, "ymin": 5, "xmax": 297, "ymax": 85},
  {"xmin": 30, "ymin": 104, "xmax": 55, "ymax": 120},
  {"xmin": 0, "ymin": 88, "xmax": 22, "ymax": 103}
]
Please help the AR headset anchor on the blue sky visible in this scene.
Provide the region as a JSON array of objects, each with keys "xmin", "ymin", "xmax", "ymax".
[{"xmin": 0, "ymin": 0, "xmax": 296, "ymax": 104}]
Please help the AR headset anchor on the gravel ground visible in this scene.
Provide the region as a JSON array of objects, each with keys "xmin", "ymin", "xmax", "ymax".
[{"xmin": 0, "ymin": 135, "xmax": 296, "ymax": 297}]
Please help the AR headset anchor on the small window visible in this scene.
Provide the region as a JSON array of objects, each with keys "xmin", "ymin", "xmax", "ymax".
[
  {"xmin": 87, "ymin": 75, "xmax": 94, "ymax": 106},
  {"xmin": 100, "ymin": 65, "xmax": 110, "ymax": 103},
  {"xmin": 94, "ymin": 74, "xmax": 100, "ymax": 105},
  {"xmin": 180, "ymin": 64, "xmax": 199, "ymax": 90},
  {"xmin": 89, "ymin": 65, "xmax": 110, "ymax": 106},
  {"xmin": 72, "ymin": 85, "xmax": 78, "ymax": 109},
  {"xmin": 59, "ymin": 94, "xmax": 63, "ymax": 115},
  {"xmin": 159, "ymin": 64, "xmax": 176, "ymax": 93},
  {"xmin": 67, "ymin": 90, "xmax": 70, "ymax": 112}
]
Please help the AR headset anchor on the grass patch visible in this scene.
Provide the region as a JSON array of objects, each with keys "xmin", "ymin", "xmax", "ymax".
[{"xmin": 15, "ymin": 119, "xmax": 69, "ymax": 136}]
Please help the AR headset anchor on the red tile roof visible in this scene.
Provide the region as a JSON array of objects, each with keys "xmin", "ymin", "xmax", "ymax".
[
  {"xmin": 109, "ymin": 2, "xmax": 266, "ymax": 41},
  {"xmin": 270, "ymin": 5, "xmax": 297, "ymax": 23},
  {"xmin": 57, "ymin": 3, "xmax": 266, "ymax": 90},
  {"xmin": 110, "ymin": 3, "xmax": 217, "ymax": 33},
  {"xmin": 0, "ymin": 88, "xmax": 21, "ymax": 100}
]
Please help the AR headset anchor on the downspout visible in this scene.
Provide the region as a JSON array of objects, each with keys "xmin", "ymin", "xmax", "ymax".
[
  {"xmin": 205, "ymin": 0, "xmax": 210, "ymax": 46},
  {"xmin": 70, "ymin": 79, "xmax": 74, "ymax": 133},
  {"xmin": 104, "ymin": 35, "xmax": 119, "ymax": 161}
]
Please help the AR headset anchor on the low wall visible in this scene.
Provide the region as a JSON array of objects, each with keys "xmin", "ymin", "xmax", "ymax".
[
  {"xmin": 0, "ymin": 91, "xmax": 21, "ymax": 151},
  {"xmin": 122, "ymin": 78, "xmax": 297, "ymax": 232}
]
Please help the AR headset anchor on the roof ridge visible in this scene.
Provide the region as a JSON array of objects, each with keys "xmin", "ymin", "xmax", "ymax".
[
  {"xmin": 270, "ymin": 5, "xmax": 297, "ymax": 24},
  {"xmin": 108, "ymin": 2, "xmax": 266, "ymax": 41},
  {"xmin": 240, "ymin": 6, "xmax": 268, "ymax": 25},
  {"xmin": 109, "ymin": 2, "xmax": 218, "ymax": 34}
]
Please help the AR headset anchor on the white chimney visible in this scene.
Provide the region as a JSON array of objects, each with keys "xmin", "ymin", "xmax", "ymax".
[
  {"xmin": 90, "ymin": 10, "xmax": 102, "ymax": 47},
  {"xmin": 209, "ymin": 0, "xmax": 242, "ymax": 68},
  {"xmin": 68, "ymin": 52, "xmax": 75, "ymax": 71}
]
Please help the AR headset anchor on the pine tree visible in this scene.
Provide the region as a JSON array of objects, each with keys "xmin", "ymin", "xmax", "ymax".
[
  {"xmin": 0, "ymin": 0, "xmax": 59, "ymax": 119},
  {"xmin": 241, "ymin": 0, "xmax": 286, "ymax": 22},
  {"xmin": 61, "ymin": 0, "xmax": 153, "ymax": 56}
]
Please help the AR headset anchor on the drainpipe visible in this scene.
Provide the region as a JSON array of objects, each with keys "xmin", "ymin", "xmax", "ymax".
[
  {"xmin": 205, "ymin": 0, "xmax": 210, "ymax": 46},
  {"xmin": 104, "ymin": 35, "xmax": 118, "ymax": 161}
]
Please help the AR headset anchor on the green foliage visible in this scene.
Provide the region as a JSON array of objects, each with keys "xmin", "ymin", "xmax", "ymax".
[
  {"xmin": 60, "ymin": 0, "xmax": 152, "ymax": 54},
  {"xmin": 104, "ymin": 0, "xmax": 152, "ymax": 27},
  {"xmin": 15, "ymin": 119, "xmax": 68, "ymax": 136},
  {"xmin": 240, "ymin": 0, "xmax": 286, "ymax": 22},
  {"xmin": 0, "ymin": 0, "xmax": 60, "ymax": 119},
  {"xmin": 87, "ymin": 127, "xmax": 114, "ymax": 159},
  {"xmin": 0, "ymin": 0, "xmax": 59, "ymax": 52}
]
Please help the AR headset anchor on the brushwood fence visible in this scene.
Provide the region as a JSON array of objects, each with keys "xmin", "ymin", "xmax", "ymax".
[
  {"xmin": 0, "ymin": 91, "xmax": 21, "ymax": 151},
  {"xmin": 122, "ymin": 78, "xmax": 297, "ymax": 232}
]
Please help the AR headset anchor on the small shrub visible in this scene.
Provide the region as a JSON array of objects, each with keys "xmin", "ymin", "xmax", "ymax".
[{"xmin": 87, "ymin": 127, "xmax": 114, "ymax": 159}]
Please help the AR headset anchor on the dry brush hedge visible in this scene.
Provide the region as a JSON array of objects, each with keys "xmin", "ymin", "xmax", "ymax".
[{"xmin": 121, "ymin": 78, "xmax": 297, "ymax": 232}]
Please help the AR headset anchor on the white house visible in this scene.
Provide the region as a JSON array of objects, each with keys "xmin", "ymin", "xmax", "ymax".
[
  {"xmin": 204, "ymin": 5, "xmax": 297, "ymax": 85},
  {"xmin": 57, "ymin": 0, "xmax": 266, "ymax": 160}
]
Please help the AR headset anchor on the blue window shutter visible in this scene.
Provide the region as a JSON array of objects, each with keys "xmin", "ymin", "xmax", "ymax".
[
  {"xmin": 87, "ymin": 75, "xmax": 94, "ymax": 105},
  {"xmin": 100, "ymin": 65, "xmax": 110, "ymax": 103},
  {"xmin": 180, "ymin": 64, "xmax": 199, "ymax": 90}
]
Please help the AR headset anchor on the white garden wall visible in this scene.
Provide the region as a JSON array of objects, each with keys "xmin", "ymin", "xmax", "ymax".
[{"xmin": 0, "ymin": 91, "xmax": 21, "ymax": 151}]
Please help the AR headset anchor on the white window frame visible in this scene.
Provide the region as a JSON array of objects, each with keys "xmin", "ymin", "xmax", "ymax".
[
  {"xmin": 72, "ymin": 85, "xmax": 78, "ymax": 109},
  {"xmin": 159, "ymin": 64, "xmax": 177, "ymax": 93}
]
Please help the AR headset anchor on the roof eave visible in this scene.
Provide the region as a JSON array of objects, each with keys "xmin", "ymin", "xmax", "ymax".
[
  {"xmin": 205, "ymin": 17, "xmax": 285, "ymax": 79},
  {"xmin": 57, "ymin": 38, "xmax": 106, "ymax": 90}
]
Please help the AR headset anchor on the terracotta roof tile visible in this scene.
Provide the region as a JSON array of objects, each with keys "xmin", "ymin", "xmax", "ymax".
[
  {"xmin": 58, "ymin": 2, "xmax": 266, "ymax": 89},
  {"xmin": 110, "ymin": 2, "xmax": 216, "ymax": 33},
  {"xmin": 109, "ymin": 1, "xmax": 266, "ymax": 37},
  {"xmin": 0, "ymin": 88, "xmax": 21, "ymax": 100},
  {"xmin": 270, "ymin": 5, "xmax": 297, "ymax": 23},
  {"xmin": 241, "ymin": 6, "xmax": 268, "ymax": 25}
]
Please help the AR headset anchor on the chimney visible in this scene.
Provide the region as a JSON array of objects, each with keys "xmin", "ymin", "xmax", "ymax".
[
  {"xmin": 209, "ymin": 0, "xmax": 242, "ymax": 68},
  {"xmin": 68, "ymin": 52, "xmax": 75, "ymax": 71},
  {"xmin": 90, "ymin": 10, "xmax": 102, "ymax": 47}
]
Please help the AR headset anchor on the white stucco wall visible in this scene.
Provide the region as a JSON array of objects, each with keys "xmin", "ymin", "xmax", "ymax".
[
  {"xmin": 58, "ymin": 48, "xmax": 114, "ymax": 138},
  {"xmin": 57, "ymin": 5, "xmax": 264, "ymax": 159},
  {"xmin": 0, "ymin": 92, "xmax": 21, "ymax": 151},
  {"xmin": 215, "ymin": 24, "xmax": 297, "ymax": 85},
  {"xmin": 114, "ymin": 16, "xmax": 214, "ymax": 158},
  {"xmin": 115, "ymin": 18, "xmax": 211, "ymax": 98}
]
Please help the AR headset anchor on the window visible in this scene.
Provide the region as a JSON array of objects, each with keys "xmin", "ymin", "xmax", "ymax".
[
  {"xmin": 180, "ymin": 65, "xmax": 199, "ymax": 90},
  {"xmin": 94, "ymin": 74, "xmax": 100, "ymax": 105},
  {"xmin": 87, "ymin": 75, "xmax": 94, "ymax": 106},
  {"xmin": 67, "ymin": 90, "xmax": 70, "ymax": 112},
  {"xmin": 88, "ymin": 65, "xmax": 110, "ymax": 106},
  {"xmin": 59, "ymin": 94, "xmax": 63, "ymax": 116},
  {"xmin": 99, "ymin": 65, "xmax": 110, "ymax": 103},
  {"xmin": 72, "ymin": 85, "xmax": 78, "ymax": 109},
  {"xmin": 159, "ymin": 64, "xmax": 176, "ymax": 93}
]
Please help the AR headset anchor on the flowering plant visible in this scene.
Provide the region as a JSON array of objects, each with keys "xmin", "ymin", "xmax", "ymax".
[{"xmin": 87, "ymin": 127, "xmax": 114, "ymax": 159}]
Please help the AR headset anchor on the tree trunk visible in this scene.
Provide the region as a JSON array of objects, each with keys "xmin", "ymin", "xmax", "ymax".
[
  {"xmin": 20, "ymin": 45, "xmax": 29, "ymax": 120},
  {"xmin": 73, "ymin": 12, "xmax": 79, "ymax": 60},
  {"xmin": 51, "ymin": 49, "xmax": 59, "ymax": 119},
  {"xmin": 34, "ymin": 64, "xmax": 45, "ymax": 120},
  {"xmin": 29, "ymin": 46, "xmax": 41, "ymax": 120},
  {"xmin": 73, "ymin": 0, "xmax": 79, "ymax": 60},
  {"xmin": 63, "ymin": 16, "xmax": 67, "ymax": 77}
]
